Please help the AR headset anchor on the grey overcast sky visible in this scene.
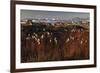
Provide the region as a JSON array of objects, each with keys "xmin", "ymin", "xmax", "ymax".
[{"xmin": 21, "ymin": 10, "xmax": 90, "ymax": 20}]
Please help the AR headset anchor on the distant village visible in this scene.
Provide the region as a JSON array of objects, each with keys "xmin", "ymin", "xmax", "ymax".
[{"xmin": 21, "ymin": 17, "xmax": 89, "ymax": 29}]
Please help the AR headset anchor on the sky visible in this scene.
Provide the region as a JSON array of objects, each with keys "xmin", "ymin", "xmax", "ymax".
[{"xmin": 21, "ymin": 9, "xmax": 90, "ymax": 20}]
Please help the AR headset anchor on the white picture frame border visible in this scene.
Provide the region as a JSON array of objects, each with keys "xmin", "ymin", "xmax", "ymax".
[{"xmin": 15, "ymin": 4, "xmax": 94, "ymax": 69}]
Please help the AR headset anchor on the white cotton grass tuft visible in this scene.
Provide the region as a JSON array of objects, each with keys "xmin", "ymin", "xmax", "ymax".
[{"xmin": 66, "ymin": 38, "xmax": 70, "ymax": 43}]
